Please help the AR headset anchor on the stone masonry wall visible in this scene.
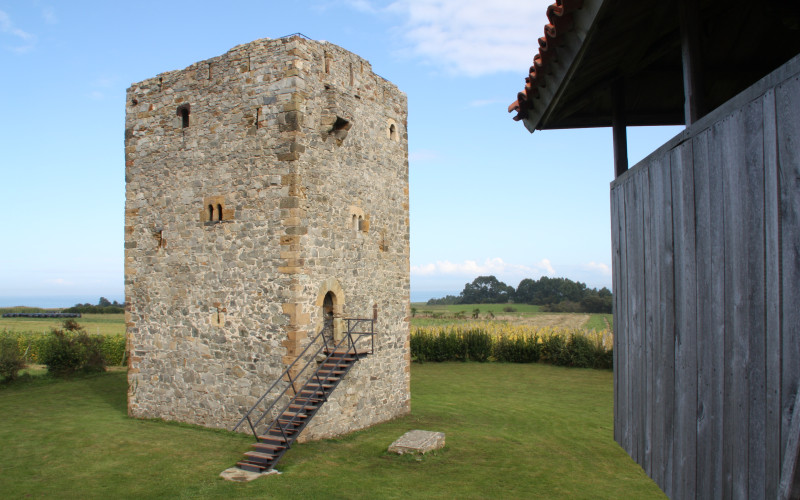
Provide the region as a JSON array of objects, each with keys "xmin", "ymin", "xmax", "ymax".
[{"xmin": 124, "ymin": 36, "xmax": 409, "ymax": 437}]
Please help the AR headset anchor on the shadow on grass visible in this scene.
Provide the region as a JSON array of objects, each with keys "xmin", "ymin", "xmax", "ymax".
[{"xmin": 83, "ymin": 369, "xmax": 128, "ymax": 416}]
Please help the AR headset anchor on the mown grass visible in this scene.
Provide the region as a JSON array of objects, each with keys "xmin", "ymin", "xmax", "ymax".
[
  {"xmin": 584, "ymin": 313, "xmax": 614, "ymax": 332},
  {"xmin": 412, "ymin": 302, "xmax": 543, "ymax": 316},
  {"xmin": 411, "ymin": 303, "xmax": 613, "ymax": 333},
  {"xmin": 0, "ymin": 364, "xmax": 663, "ymax": 499},
  {"xmin": 0, "ymin": 313, "xmax": 125, "ymax": 336}
]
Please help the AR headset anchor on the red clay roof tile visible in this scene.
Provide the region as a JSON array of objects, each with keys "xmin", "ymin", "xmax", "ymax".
[{"xmin": 508, "ymin": 0, "xmax": 584, "ymax": 121}]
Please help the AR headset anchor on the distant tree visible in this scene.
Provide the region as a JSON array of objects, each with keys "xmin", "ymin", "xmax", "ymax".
[
  {"xmin": 581, "ymin": 287, "xmax": 613, "ymax": 313},
  {"xmin": 515, "ymin": 278, "xmax": 537, "ymax": 304},
  {"xmin": 459, "ymin": 276, "xmax": 514, "ymax": 304},
  {"xmin": 426, "ymin": 295, "xmax": 460, "ymax": 306},
  {"xmin": 98, "ymin": 297, "xmax": 112, "ymax": 307},
  {"xmin": 515, "ymin": 276, "xmax": 611, "ymax": 312}
]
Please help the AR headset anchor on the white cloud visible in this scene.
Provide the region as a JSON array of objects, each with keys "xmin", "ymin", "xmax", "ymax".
[
  {"xmin": 42, "ymin": 6, "xmax": 57, "ymax": 25},
  {"xmin": 585, "ymin": 261, "xmax": 611, "ymax": 275},
  {"xmin": 0, "ymin": 10, "xmax": 33, "ymax": 40},
  {"xmin": 537, "ymin": 258, "xmax": 556, "ymax": 276},
  {"xmin": 87, "ymin": 75, "xmax": 119, "ymax": 100},
  {"xmin": 386, "ymin": 0, "xmax": 551, "ymax": 76},
  {"xmin": 412, "ymin": 257, "xmax": 555, "ymax": 278},
  {"xmin": 344, "ymin": 0, "xmax": 378, "ymax": 13},
  {"xmin": 0, "ymin": 9, "xmax": 36, "ymax": 53}
]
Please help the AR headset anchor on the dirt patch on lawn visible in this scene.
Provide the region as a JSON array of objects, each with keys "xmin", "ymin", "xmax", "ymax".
[{"xmin": 497, "ymin": 314, "xmax": 591, "ymax": 330}]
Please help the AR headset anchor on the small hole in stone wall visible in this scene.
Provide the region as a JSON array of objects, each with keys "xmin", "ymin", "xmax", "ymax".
[
  {"xmin": 131, "ymin": 98, "xmax": 138, "ymax": 106},
  {"xmin": 330, "ymin": 116, "xmax": 352, "ymax": 142},
  {"xmin": 389, "ymin": 123, "xmax": 398, "ymax": 141}
]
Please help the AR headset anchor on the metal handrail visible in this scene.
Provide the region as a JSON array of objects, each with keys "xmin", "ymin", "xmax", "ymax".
[
  {"xmin": 232, "ymin": 324, "xmax": 331, "ymax": 434},
  {"xmin": 260, "ymin": 326, "xmax": 374, "ymax": 445},
  {"xmin": 233, "ymin": 318, "xmax": 375, "ymax": 440}
]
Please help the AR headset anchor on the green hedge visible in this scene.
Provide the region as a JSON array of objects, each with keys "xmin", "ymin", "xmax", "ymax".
[
  {"xmin": 411, "ymin": 328, "xmax": 612, "ymax": 370},
  {"xmin": 0, "ymin": 330, "xmax": 126, "ymax": 366}
]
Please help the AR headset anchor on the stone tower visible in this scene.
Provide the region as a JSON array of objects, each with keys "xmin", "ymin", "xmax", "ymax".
[{"xmin": 124, "ymin": 36, "xmax": 410, "ymax": 439}]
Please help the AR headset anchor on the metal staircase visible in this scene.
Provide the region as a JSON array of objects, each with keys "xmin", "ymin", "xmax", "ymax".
[{"xmin": 232, "ymin": 318, "xmax": 375, "ymax": 473}]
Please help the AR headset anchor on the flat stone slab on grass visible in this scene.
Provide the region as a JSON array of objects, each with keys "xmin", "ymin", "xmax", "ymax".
[
  {"xmin": 219, "ymin": 467, "xmax": 281, "ymax": 482},
  {"xmin": 388, "ymin": 430, "xmax": 445, "ymax": 455}
]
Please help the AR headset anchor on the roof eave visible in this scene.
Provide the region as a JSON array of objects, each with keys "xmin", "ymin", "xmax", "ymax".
[{"xmin": 512, "ymin": 0, "xmax": 608, "ymax": 133}]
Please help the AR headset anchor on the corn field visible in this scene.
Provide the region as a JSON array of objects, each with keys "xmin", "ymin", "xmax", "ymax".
[{"xmin": 411, "ymin": 322, "xmax": 613, "ymax": 369}]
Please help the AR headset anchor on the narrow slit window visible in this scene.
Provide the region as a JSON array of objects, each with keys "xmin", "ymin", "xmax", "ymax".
[
  {"xmin": 217, "ymin": 204, "xmax": 223, "ymax": 221},
  {"xmin": 177, "ymin": 104, "xmax": 190, "ymax": 128},
  {"xmin": 352, "ymin": 214, "xmax": 358, "ymax": 232},
  {"xmin": 208, "ymin": 204, "xmax": 214, "ymax": 222}
]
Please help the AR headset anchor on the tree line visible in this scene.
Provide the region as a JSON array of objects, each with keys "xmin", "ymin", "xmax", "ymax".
[
  {"xmin": 63, "ymin": 297, "xmax": 125, "ymax": 314},
  {"xmin": 426, "ymin": 275, "xmax": 612, "ymax": 313}
]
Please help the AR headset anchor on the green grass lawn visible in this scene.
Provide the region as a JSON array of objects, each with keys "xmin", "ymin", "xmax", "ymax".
[
  {"xmin": 411, "ymin": 303, "xmax": 613, "ymax": 332},
  {"xmin": 583, "ymin": 313, "xmax": 614, "ymax": 331},
  {"xmin": 0, "ymin": 313, "xmax": 125, "ymax": 336},
  {"xmin": 0, "ymin": 364, "xmax": 662, "ymax": 499}
]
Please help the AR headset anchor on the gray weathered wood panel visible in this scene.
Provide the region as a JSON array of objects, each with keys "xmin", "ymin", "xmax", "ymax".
[
  {"xmin": 671, "ymin": 141, "xmax": 697, "ymax": 499},
  {"xmin": 763, "ymin": 88, "xmax": 782, "ymax": 500},
  {"xmin": 611, "ymin": 60, "xmax": 800, "ymax": 499},
  {"xmin": 777, "ymin": 74, "xmax": 800, "ymax": 500}
]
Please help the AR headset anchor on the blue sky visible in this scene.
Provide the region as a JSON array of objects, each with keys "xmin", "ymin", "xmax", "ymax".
[{"xmin": 0, "ymin": 1, "xmax": 681, "ymax": 307}]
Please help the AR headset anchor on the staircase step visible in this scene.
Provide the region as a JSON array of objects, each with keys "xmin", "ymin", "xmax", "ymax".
[
  {"xmin": 236, "ymin": 320, "xmax": 374, "ymax": 473},
  {"xmin": 288, "ymin": 404, "xmax": 318, "ymax": 411},
  {"xmin": 326, "ymin": 349, "xmax": 369, "ymax": 356},
  {"xmin": 259, "ymin": 434, "xmax": 288, "ymax": 442},
  {"xmin": 237, "ymin": 461, "xmax": 267, "ymax": 473},
  {"xmin": 305, "ymin": 382, "xmax": 335, "ymax": 389},
  {"xmin": 281, "ymin": 411, "xmax": 308, "ymax": 418},
  {"xmin": 294, "ymin": 396, "xmax": 323, "ymax": 404},
  {"xmin": 253, "ymin": 442, "xmax": 285, "ymax": 452},
  {"xmin": 244, "ymin": 451, "xmax": 275, "ymax": 462},
  {"xmin": 317, "ymin": 371, "xmax": 346, "ymax": 377}
]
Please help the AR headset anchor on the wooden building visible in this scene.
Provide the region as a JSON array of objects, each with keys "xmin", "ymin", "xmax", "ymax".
[{"xmin": 509, "ymin": 1, "xmax": 800, "ymax": 498}]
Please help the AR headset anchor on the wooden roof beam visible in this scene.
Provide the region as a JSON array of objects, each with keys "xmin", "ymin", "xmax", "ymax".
[{"xmin": 678, "ymin": 0, "xmax": 706, "ymax": 125}]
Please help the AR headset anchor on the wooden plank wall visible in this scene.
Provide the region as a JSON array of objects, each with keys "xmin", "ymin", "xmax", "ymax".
[{"xmin": 612, "ymin": 71, "xmax": 800, "ymax": 498}]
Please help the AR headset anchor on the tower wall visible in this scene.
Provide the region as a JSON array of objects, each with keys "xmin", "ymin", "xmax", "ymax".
[{"xmin": 124, "ymin": 36, "xmax": 409, "ymax": 435}]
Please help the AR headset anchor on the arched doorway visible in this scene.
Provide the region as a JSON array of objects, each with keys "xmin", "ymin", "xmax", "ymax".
[
  {"xmin": 322, "ymin": 291, "xmax": 336, "ymax": 343},
  {"xmin": 315, "ymin": 278, "xmax": 345, "ymax": 343}
]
